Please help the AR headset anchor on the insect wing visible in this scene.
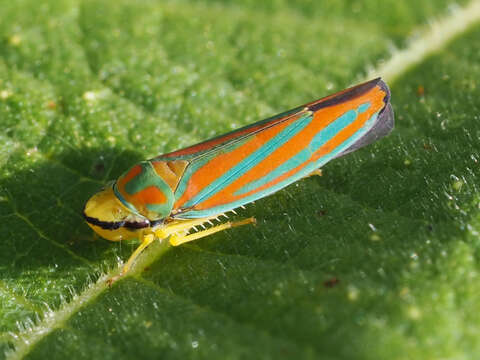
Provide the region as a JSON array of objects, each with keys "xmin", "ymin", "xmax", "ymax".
[{"xmin": 162, "ymin": 78, "xmax": 393, "ymax": 219}]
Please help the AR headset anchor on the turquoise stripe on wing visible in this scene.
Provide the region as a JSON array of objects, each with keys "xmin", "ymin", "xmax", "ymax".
[
  {"xmin": 177, "ymin": 109, "xmax": 379, "ymax": 219},
  {"xmin": 235, "ymin": 103, "xmax": 370, "ymax": 196},
  {"xmin": 182, "ymin": 113, "xmax": 314, "ymax": 208}
]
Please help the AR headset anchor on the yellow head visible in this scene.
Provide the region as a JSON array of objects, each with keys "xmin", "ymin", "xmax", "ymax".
[{"xmin": 83, "ymin": 185, "xmax": 153, "ymax": 241}]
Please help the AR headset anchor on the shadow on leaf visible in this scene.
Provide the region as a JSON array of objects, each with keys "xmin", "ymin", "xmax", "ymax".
[{"xmin": 0, "ymin": 146, "xmax": 143, "ymax": 286}]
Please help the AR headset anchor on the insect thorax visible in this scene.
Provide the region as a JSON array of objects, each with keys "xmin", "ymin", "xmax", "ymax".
[{"xmin": 113, "ymin": 159, "xmax": 188, "ymax": 220}]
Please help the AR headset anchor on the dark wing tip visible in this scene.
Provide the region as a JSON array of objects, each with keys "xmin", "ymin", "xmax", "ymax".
[
  {"xmin": 333, "ymin": 78, "xmax": 394, "ymax": 159},
  {"xmin": 374, "ymin": 78, "xmax": 394, "ymax": 136},
  {"xmin": 376, "ymin": 78, "xmax": 391, "ymax": 108},
  {"xmin": 376, "ymin": 79, "xmax": 394, "ymax": 137},
  {"xmin": 369, "ymin": 100, "xmax": 394, "ymax": 141},
  {"xmin": 308, "ymin": 78, "xmax": 382, "ymax": 112}
]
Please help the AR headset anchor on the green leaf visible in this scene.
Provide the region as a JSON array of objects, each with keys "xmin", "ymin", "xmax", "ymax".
[{"xmin": 1, "ymin": 0, "xmax": 480, "ymax": 359}]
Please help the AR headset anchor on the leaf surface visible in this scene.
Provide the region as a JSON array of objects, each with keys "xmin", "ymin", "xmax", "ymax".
[{"xmin": 1, "ymin": 1, "xmax": 479, "ymax": 359}]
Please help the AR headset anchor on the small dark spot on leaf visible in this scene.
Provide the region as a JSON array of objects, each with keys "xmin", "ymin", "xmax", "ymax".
[
  {"xmin": 426, "ymin": 224, "xmax": 433, "ymax": 231},
  {"xmin": 324, "ymin": 277, "xmax": 340, "ymax": 288},
  {"xmin": 95, "ymin": 162, "xmax": 105, "ymax": 173},
  {"xmin": 317, "ymin": 210, "xmax": 327, "ymax": 217}
]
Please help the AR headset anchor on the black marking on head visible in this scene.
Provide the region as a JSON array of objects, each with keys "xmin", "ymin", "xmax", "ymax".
[
  {"xmin": 83, "ymin": 212, "xmax": 152, "ymax": 230},
  {"xmin": 83, "ymin": 213, "xmax": 126, "ymax": 230},
  {"xmin": 308, "ymin": 78, "xmax": 381, "ymax": 112},
  {"xmin": 123, "ymin": 220, "xmax": 151, "ymax": 229}
]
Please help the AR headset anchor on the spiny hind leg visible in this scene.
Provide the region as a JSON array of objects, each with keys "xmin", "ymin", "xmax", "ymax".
[{"xmin": 169, "ymin": 217, "xmax": 256, "ymax": 246}]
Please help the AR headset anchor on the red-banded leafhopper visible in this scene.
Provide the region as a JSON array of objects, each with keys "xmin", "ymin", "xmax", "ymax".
[{"xmin": 84, "ymin": 78, "xmax": 394, "ymax": 279}]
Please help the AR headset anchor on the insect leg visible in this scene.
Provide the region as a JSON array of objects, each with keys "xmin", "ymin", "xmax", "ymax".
[
  {"xmin": 304, "ymin": 168, "xmax": 322, "ymax": 178},
  {"xmin": 169, "ymin": 217, "xmax": 256, "ymax": 246},
  {"xmin": 157, "ymin": 217, "xmax": 220, "ymax": 236},
  {"xmin": 107, "ymin": 232, "xmax": 157, "ymax": 285},
  {"xmin": 120, "ymin": 233, "xmax": 156, "ymax": 276}
]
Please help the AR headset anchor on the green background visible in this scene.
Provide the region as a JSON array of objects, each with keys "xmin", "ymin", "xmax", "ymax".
[{"xmin": 1, "ymin": 0, "xmax": 480, "ymax": 358}]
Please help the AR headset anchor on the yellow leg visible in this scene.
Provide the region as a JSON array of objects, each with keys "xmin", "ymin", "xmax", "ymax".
[
  {"xmin": 169, "ymin": 217, "xmax": 256, "ymax": 246},
  {"xmin": 120, "ymin": 233, "xmax": 156, "ymax": 276},
  {"xmin": 303, "ymin": 168, "xmax": 322, "ymax": 179},
  {"xmin": 107, "ymin": 233, "xmax": 156, "ymax": 285}
]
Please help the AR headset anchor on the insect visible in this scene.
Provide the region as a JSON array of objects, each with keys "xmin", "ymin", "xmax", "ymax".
[{"xmin": 84, "ymin": 78, "xmax": 394, "ymax": 279}]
